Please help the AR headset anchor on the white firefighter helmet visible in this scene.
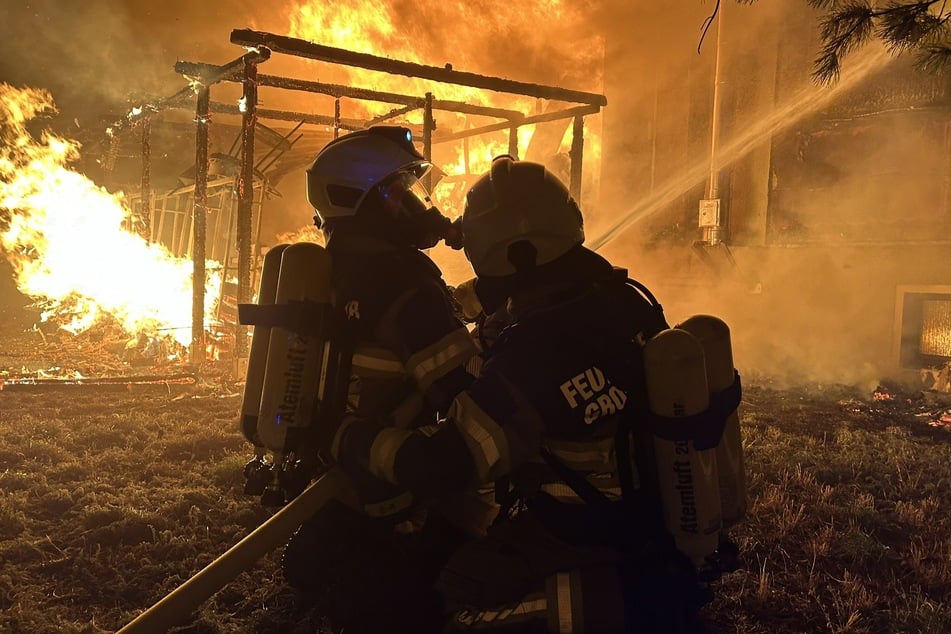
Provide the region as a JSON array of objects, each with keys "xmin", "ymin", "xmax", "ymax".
[
  {"xmin": 462, "ymin": 155, "xmax": 585, "ymax": 278},
  {"xmin": 306, "ymin": 126, "xmax": 432, "ymax": 226}
]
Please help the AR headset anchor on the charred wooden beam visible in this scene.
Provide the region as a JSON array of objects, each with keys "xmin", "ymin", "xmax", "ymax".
[
  {"xmin": 179, "ymin": 62, "xmax": 528, "ymax": 124},
  {"xmin": 139, "ymin": 117, "xmax": 152, "ymax": 240},
  {"xmin": 192, "ymin": 85, "xmax": 210, "ymax": 364},
  {"xmin": 435, "ymin": 104, "xmax": 601, "ymax": 143},
  {"xmin": 367, "ymin": 104, "xmax": 420, "ymax": 126},
  {"xmin": 430, "ymin": 99, "xmax": 523, "ymax": 121},
  {"xmin": 173, "ymin": 47, "xmax": 272, "ymax": 85},
  {"xmin": 235, "ymin": 58, "xmax": 258, "ymax": 359},
  {"xmin": 423, "ymin": 92, "xmax": 434, "ymax": 190},
  {"xmin": 568, "ymin": 115, "xmax": 585, "ymax": 200},
  {"xmin": 0, "ymin": 374, "xmax": 197, "ymax": 391},
  {"xmin": 231, "ymin": 29, "xmax": 607, "ymax": 107},
  {"xmin": 333, "ymin": 98, "xmax": 341, "ymax": 138},
  {"xmin": 110, "ymin": 48, "xmax": 271, "ymax": 136},
  {"xmin": 206, "ymin": 101, "xmax": 366, "ymax": 131},
  {"xmin": 177, "ymin": 62, "xmax": 426, "ymax": 108},
  {"xmin": 257, "ymin": 74, "xmax": 423, "ymax": 107}
]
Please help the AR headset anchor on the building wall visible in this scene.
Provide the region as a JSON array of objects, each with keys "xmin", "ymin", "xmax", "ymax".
[{"xmin": 597, "ymin": 0, "xmax": 951, "ymax": 387}]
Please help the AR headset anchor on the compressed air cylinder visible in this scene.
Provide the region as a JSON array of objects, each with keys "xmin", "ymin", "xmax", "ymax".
[
  {"xmin": 256, "ymin": 242, "xmax": 333, "ymax": 453},
  {"xmin": 240, "ymin": 244, "xmax": 289, "ymax": 446},
  {"xmin": 677, "ymin": 315, "xmax": 747, "ymax": 529},
  {"xmin": 644, "ymin": 328, "xmax": 722, "ymax": 567}
]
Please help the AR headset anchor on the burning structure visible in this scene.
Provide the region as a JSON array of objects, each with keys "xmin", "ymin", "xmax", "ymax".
[
  {"xmin": 0, "ymin": 3, "xmax": 604, "ymax": 382},
  {"xmin": 84, "ymin": 31, "xmax": 604, "ymax": 371}
]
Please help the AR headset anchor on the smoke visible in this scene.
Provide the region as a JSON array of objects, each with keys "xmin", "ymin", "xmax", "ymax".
[
  {"xmin": 0, "ymin": 0, "xmax": 605, "ymax": 133},
  {"xmin": 591, "ymin": 0, "xmax": 949, "ymax": 389},
  {"xmin": 0, "ymin": 0, "xmax": 290, "ymax": 131}
]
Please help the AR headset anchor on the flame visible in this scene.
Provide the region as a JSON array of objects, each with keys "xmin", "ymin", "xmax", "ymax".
[
  {"xmin": 0, "ymin": 83, "xmax": 220, "ymax": 350},
  {"xmin": 287, "ymin": 0, "xmax": 603, "ymax": 195},
  {"xmin": 275, "ymin": 223, "xmax": 324, "ymax": 245},
  {"xmin": 282, "ymin": 1, "xmax": 604, "ymax": 284}
]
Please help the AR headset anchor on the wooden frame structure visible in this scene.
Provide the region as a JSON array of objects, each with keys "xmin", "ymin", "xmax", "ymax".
[{"xmin": 108, "ymin": 29, "xmax": 607, "ymax": 363}]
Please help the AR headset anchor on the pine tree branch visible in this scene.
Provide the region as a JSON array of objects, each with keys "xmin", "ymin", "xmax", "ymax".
[
  {"xmin": 914, "ymin": 41, "xmax": 951, "ymax": 70},
  {"xmin": 814, "ymin": 2, "xmax": 877, "ymax": 84},
  {"xmin": 876, "ymin": 1, "xmax": 944, "ymax": 52},
  {"xmin": 702, "ymin": 1, "xmax": 951, "ymax": 83}
]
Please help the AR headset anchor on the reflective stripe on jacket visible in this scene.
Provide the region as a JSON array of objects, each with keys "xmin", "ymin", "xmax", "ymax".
[{"xmin": 340, "ymin": 274, "xmax": 667, "ymax": 509}]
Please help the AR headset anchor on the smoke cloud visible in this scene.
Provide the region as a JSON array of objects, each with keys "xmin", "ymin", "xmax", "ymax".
[
  {"xmin": 591, "ymin": 1, "xmax": 950, "ymax": 389},
  {"xmin": 0, "ymin": 0, "xmax": 291, "ymax": 129}
]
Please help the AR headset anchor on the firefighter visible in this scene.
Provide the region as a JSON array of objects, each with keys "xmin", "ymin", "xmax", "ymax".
[
  {"xmin": 331, "ymin": 155, "xmax": 716, "ymax": 633},
  {"xmin": 282, "ymin": 126, "xmax": 484, "ymax": 633}
]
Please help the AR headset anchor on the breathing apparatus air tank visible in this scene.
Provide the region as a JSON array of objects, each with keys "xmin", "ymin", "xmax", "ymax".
[
  {"xmin": 256, "ymin": 242, "xmax": 334, "ymax": 455},
  {"xmin": 677, "ymin": 314, "xmax": 747, "ymax": 529},
  {"xmin": 240, "ymin": 244, "xmax": 289, "ymax": 447},
  {"xmin": 644, "ymin": 328, "xmax": 723, "ymax": 567}
]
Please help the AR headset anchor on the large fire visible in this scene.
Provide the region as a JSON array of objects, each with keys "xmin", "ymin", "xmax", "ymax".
[
  {"xmin": 0, "ymin": 84, "xmax": 220, "ymax": 351},
  {"xmin": 286, "ymin": 0, "xmax": 603, "ymax": 181},
  {"xmin": 282, "ymin": 0, "xmax": 603, "ymax": 280},
  {"xmin": 0, "ymin": 2, "xmax": 603, "ymax": 359}
]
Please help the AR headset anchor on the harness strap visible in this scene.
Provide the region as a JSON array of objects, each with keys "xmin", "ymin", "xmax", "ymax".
[
  {"xmin": 647, "ymin": 372, "xmax": 742, "ymax": 450},
  {"xmin": 539, "ymin": 445, "xmax": 611, "ymax": 506},
  {"xmin": 538, "ymin": 372, "xmax": 741, "ymax": 508},
  {"xmin": 237, "ymin": 300, "xmax": 332, "ymax": 338},
  {"xmin": 614, "ymin": 412, "xmax": 638, "ymax": 500}
]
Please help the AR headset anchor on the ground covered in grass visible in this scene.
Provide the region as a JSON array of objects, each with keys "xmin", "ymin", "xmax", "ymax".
[{"xmin": 1, "ymin": 324, "xmax": 950, "ymax": 633}]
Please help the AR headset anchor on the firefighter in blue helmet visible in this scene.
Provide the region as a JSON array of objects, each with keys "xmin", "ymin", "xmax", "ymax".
[
  {"xmin": 333, "ymin": 155, "xmax": 711, "ymax": 632},
  {"xmin": 282, "ymin": 126, "xmax": 485, "ymax": 633}
]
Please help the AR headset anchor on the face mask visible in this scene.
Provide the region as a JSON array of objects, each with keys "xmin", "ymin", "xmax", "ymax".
[{"xmin": 379, "ymin": 172, "xmax": 456, "ymax": 250}]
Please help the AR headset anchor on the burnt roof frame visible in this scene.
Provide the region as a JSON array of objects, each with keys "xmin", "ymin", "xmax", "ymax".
[
  {"xmin": 213, "ymin": 29, "xmax": 605, "ymax": 213},
  {"xmin": 107, "ymin": 31, "xmax": 606, "ymax": 363},
  {"xmin": 211, "ymin": 31, "xmax": 604, "ymax": 363}
]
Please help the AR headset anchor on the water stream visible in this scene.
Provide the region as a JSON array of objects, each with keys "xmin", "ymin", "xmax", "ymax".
[{"xmin": 587, "ymin": 45, "xmax": 894, "ymax": 251}]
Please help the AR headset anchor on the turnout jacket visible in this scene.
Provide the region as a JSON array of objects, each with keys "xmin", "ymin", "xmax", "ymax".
[
  {"xmin": 335, "ymin": 259, "xmax": 668, "ymax": 524},
  {"xmin": 326, "ymin": 229, "xmax": 478, "ymax": 514}
]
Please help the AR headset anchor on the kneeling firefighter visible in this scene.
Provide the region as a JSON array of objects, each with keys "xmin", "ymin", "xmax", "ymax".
[
  {"xmin": 332, "ymin": 155, "xmax": 745, "ymax": 632},
  {"xmin": 246, "ymin": 126, "xmax": 486, "ymax": 633}
]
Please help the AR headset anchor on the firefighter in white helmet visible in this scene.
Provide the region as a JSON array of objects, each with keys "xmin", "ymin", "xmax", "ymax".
[
  {"xmin": 282, "ymin": 126, "xmax": 482, "ymax": 633},
  {"xmin": 332, "ymin": 155, "xmax": 711, "ymax": 632}
]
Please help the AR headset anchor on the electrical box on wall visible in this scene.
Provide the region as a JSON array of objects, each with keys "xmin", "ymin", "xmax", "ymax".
[{"xmin": 699, "ymin": 198, "xmax": 721, "ymax": 228}]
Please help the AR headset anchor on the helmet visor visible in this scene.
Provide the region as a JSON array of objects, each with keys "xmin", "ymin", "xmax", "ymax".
[
  {"xmin": 376, "ymin": 171, "xmax": 453, "ymax": 249},
  {"xmin": 379, "ymin": 171, "xmax": 434, "ymax": 218}
]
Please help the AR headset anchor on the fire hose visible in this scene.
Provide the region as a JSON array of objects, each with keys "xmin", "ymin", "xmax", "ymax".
[
  {"xmin": 116, "ymin": 467, "xmax": 350, "ymax": 633},
  {"xmin": 117, "ymin": 239, "xmax": 361, "ymax": 632}
]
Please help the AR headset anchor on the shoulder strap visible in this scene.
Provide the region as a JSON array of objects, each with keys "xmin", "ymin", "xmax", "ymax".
[
  {"xmin": 626, "ymin": 276, "xmax": 668, "ymax": 330},
  {"xmin": 539, "ymin": 445, "xmax": 611, "ymax": 506}
]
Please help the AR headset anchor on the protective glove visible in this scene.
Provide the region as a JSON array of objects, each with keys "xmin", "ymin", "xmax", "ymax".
[
  {"xmin": 443, "ymin": 217, "xmax": 464, "ymax": 250},
  {"xmin": 451, "ymin": 277, "xmax": 483, "ymax": 321},
  {"xmin": 331, "ymin": 414, "xmax": 386, "ymax": 470}
]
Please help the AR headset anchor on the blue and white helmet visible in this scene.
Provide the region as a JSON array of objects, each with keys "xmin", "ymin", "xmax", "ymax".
[{"xmin": 306, "ymin": 126, "xmax": 432, "ymax": 226}]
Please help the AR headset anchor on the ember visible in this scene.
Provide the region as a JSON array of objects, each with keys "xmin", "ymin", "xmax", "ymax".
[
  {"xmin": 929, "ymin": 411, "xmax": 951, "ymax": 430},
  {"xmin": 873, "ymin": 387, "xmax": 895, "ymax": 401}
]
